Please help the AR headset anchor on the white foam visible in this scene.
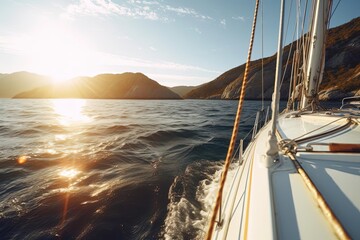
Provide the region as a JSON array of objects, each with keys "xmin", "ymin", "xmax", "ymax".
[{"xmin": 162, "ymin": 160, "xmax": 238, "ymax": 239}]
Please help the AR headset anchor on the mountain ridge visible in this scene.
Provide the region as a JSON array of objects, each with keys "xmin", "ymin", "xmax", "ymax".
[
  {"xmin": 185, "ymin": 17, "xmax": 360, "ymax": 100},
  {"xmin": 13, "ymin": 72, "xmax": 181, "ymax": 99},
  {"xmin": 0, "ymin": 72, "xmax": 50, "ymax": 98}
]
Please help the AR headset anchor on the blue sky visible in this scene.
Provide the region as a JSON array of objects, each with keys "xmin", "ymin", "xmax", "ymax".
[{"xmin": 0, "ymin": 0, "xmax": 359, "ymax": 86}]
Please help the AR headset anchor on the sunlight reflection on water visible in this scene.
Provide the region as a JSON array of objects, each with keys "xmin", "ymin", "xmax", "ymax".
[
  {"xmin": 52, "ymin": 99, "xmax": 91, "ymax": 126},
  {"xmin": 58, "ymin": 168, "xmax": 80, "ymax": 179}
]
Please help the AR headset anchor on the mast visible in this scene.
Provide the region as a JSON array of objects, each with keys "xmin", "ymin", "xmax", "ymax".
[{"xmin": 301, "ymin": 0, "xmax": 332, "ymax": 109}]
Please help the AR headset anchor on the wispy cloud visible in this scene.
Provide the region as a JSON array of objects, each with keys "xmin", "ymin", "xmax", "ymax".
[
  {"xmin": 142, "ymin": 1, "xmax": 160, "ymax": 5},
  {"xmin": 0, "ymin": 34, "xmax": 27, "ymax": 56},
  {"xmin": 65, "ymin": 0, "xmax": 159, "ymax": 20},
  {"xmin": 164, "ymin": 5, "xmax": 212, "ymax": 20},
  {"xmin": 220, "ymin": 19, "xmax": 226, "ymax": 26},
  {"xmin": 232, "ymin": 16, "xmax": 245, "ymax": 21},
  {"xmin": 0, "ymin": 32, "xmax": 220, "ymax": 81},
  {"xmin": 63, "ymin": 0, "xmax": 212, "ymax": 21},
  {"xmin": 117, "ymin": 35, "xmax": 131, "ymax": 40},
  {"xmin": 194, "ymin": 28, "xmax": 202, "ymax": 34},
  {"xmin": 147, "ymin": 73, "xmax": 211, "ymax": 86},
  {"xmin": 97, "ymin": 51, "xmax": 220, "ymax": 74}
]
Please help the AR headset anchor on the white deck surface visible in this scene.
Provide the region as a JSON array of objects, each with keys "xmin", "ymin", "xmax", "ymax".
[{"xmin": 211, "ymin": 112, "xmax": 360, "ymax": 239}]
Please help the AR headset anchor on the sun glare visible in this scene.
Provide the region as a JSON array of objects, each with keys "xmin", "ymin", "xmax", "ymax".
[
  {"xmin": 52, "ymin": 99, "xmax": 91, "ymax": 126},
  {"xmin": 17, "ymin": 155, "xmax": 30, "ymax": 164},
  {"xmin": 25, "ymin": 22, "xmax": 94, "ymax": 81},
  {"xmin": 59, "ymin": 168, "xmax": 80, "ymax": 179}
]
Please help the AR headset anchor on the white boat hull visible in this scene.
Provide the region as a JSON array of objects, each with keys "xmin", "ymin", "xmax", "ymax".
[{"xmin": 211, "ymin": 111, "xmax": 360, "ymax": 239}]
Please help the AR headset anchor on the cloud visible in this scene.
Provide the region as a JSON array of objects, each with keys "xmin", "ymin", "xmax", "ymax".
[
  {"xmin": 232, "ymin": 16, "xmax": 245, "ymax": 21},
  {"xmin": 194, "ymin": 28, "xmax": 202, "ymax": 34},
  {"xmin": 220, "ymin": 19, "xmax": 226, "ymax": 26},
  {"xmin": 117, "ymin": 35, "xmax": 131, "ymax": 40},
  {"xmin": 64, "ymin": 0, "xmax": 212, "ymax": 21},
  {"xmin": 0, "ymin": 34, "xmax": 27, "ymax": 56},
  {"xmin": 65, "ymin": 0, "xmax": 159, "ymax": 20},
  {"xmin": 147, "ymin": 73, "xmax": 211, "ymax": 86},
  {"xmin": 164, "ymin": 5, "xmax": 211, "ymax": 20},
  {"xmin": 86, "ymin": 51, "xmax": 221, "ymax": 86},
  {"xmin": 0, "ymin": 33, "xmax": 220, "ymax": 82},
  {"xmin": 142, "ymin": 1, "xmax": 160, "ymax": 5},
  {"xmin": 96, "ymin": 51, "xmax": 220, "ymax": 74}
]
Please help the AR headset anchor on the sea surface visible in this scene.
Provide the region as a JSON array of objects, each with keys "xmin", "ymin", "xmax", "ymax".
[{"xmin": 0, "ymin": 99, "xmax": 280, "ymax": 239}]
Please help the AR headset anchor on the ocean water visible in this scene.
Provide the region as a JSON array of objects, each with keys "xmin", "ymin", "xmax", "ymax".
[{"xmin": 0, "ymin": 99, "xmax": 269, "ymax": 240}]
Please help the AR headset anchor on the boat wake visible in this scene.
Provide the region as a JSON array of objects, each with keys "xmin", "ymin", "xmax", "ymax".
[{"xmin": 162, "ymin": 160, "xmax": 237, "ymax": 239}]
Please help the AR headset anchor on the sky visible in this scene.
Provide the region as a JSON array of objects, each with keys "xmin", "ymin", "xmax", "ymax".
[{"xmin": 0, "ymin": 0, "xmax": 359, "ymax": 87}]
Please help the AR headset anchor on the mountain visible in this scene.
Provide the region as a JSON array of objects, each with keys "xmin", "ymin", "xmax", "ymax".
[
  {"xmin": 185, "ymin": 17, "xmax": 360, "ymax": 100},
  {"xmin": 0, "ymin": 72, "xmax": 50, "ymax": 98},
  {"xmin": 169, "ymin": 86, "xmax": 198, "ymax": 97},
  {"xmin": 14, "ymin": 72, "xmax": 181, "ymax": 99}
]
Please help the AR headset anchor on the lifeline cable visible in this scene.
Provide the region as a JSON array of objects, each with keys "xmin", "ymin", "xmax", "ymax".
[{"xmin": 205, "ymin": 0, "xmax": 260, "ymax": 239}]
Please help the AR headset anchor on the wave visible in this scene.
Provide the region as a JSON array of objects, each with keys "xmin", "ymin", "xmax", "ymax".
[
  {"xmin": 103, "ymin": 124, "xmax": 131, "ymax": 132},
  {"xmin": 139, "ymin": 128, "xmax": 198, "ymax": 143},
  {"xmin": 0, "ymin": 125, "xmax": 10, "ymax": 134},
  {"xmin": 10, "ymin": 128, "xmax": 43, "ymax": 137},
  {"xmin": 162, "ymin": 160, "xmax": 238, "ymax": 239},
  {"xmin": 0, "ymin": 99, "xmax": 266, "ymax": 239},
  {"xmin": 162, "ymin": 160, "xmax": 222, "ymax": 239}
]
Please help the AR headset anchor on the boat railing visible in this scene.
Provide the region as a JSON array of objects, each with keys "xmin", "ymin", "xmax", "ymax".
[
  {"xmin": 213, "ymin": 106, "xmax": 271, "ymax": 231},
  {"xmin": 231, "ymin": 106, "xmax": 271, "ymax": 165},
  {"xmin": 213, "ymin": 105, "xmax": 278, "ymax": 233},
  {"xmin": 340, "ymin": 96, "xmax": 360, "ymax": 110},
  {"xmin": 251, "ymin": 106, "xmax": 271, "ymax": 140},
  {"xmin": 300, "ymin": 142, "xmax": 360, "ymax": 153}
]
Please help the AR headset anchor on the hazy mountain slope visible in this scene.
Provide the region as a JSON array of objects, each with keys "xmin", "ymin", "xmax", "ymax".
[
  {"xmin": 0, "ymin": 72, "xmax": 50, "ymax": 98},
  {"xmin": 169, "ymin": 86, "xmax": 197, "ymax": 97},
  {"xmin": 14, "ymin": 73, "xmax": 181, "ymax": 99}
]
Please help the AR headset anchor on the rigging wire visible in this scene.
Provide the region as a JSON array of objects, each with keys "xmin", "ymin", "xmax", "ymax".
[
  {"xmin": 284, "ymin": 0, "xmax": 295, "ymax": 44},
  {"xmin": 261, "ymin": 0, "xmax": 264, "ymax": 110},
  {"xmin": 205, "ymin": 0, "xmax": 260, "ymax": 239},
  {"xmin": 329, "ymin": 0, "xmax": 342, "ymax": 21},
  {"xmin": 299, "ymin": 0, "xmax": 311, "ymax": 106},
  {"xmin": 279, "ymin": 0, "xmax": 294, "ymax": 88},
  {"xmin": 280, "ymin": 21, "xmax": 297, "ymax": 88},
  {"xmin": 293, "ymin": 0, "xmax": 302, "ymax": 110}
]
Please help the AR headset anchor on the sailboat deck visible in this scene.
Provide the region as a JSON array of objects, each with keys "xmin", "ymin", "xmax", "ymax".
[
  {"xmin": 277, "ymin": 112, "xmax": 360, "ymax": 145},
  {"xmin": 211, "ymin": 112, "xmax": 360, "ymax": 239},
  {"xmin": 276, "ymin": 112, "xmax": 360, "ymax": 239}
]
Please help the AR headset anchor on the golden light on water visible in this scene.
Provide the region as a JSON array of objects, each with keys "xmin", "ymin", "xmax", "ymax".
[
  {"xmin": 17, "ymin": 155, "xmax": 30, "ymax": 164},
  {"xmin": 52, "ymin": 99, "xmax": 90, "ymax": 126},
  {"xmin": 51, "ymin": 99, "xmax": 88, "ymax": 227},
  {"xmin": 59, "ymin": 169, "xmax": 80, "ymax": 179},
  {"xmin": 55, "ymin": 134, "xmax": 67, "ymax": 141},
  {"xmin": 57, "ymin": 167, "xmax": 82, "ymax": 227}
]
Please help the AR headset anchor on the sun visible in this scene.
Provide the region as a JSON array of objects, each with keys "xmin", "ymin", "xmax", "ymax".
[{"xmin": 25, "ymin": 22, "xmax": 94, "ymax": 82}]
